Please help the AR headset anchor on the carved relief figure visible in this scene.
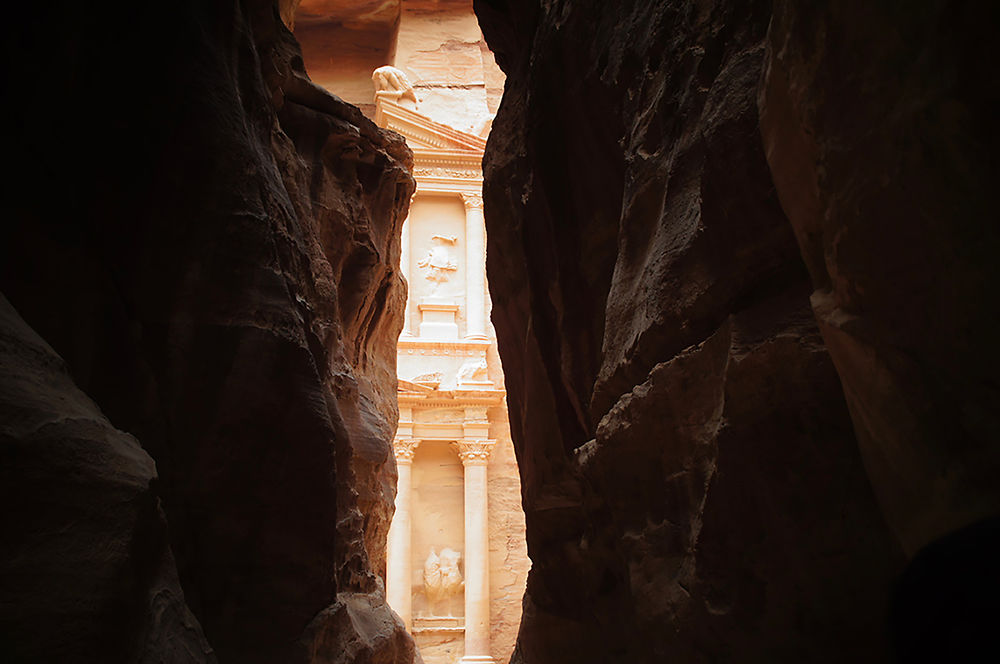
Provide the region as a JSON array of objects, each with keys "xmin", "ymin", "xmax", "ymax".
[
  {"xmin": 423, "ymin": 547, "xmax": 464, "ymax": 616},
  {"xmin": 412, "ymin": 371, "xmax": 443, "ymax": 388},
  {"xmin": 417, "ymin": 234, "xmax": 458, "ymax": 296},
  {"xmin": 372, "ymin": 65, "xmax": 418, "ymax": 107},
  {"xmin": 457, "ymin": 357, "xmax": 490, "ymax": 384}
]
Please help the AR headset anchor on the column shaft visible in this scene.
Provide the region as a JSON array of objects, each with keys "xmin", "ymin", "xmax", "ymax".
[
  {"xmin": 458, "ymin": 440, "xmax": 495, "ymax": 664},
  {"xmin": 386, "ymin": 440, "xmax": 418, "ymax": 630},
  {"xmin": 462, "ymin": 193, "xmax": 487, "ymax": 340}
]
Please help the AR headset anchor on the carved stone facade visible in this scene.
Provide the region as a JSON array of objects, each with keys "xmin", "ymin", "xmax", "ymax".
[
  {"xmin": 297, "ymin": 5, "xmax": 525, "ymax": 662},
  {"xmin": 373, "ymin": 22, "xmax": 523, "ymax": 664}
]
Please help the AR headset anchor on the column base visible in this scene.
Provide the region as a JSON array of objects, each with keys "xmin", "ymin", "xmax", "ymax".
[{"xmin": 460, "ymin": 657, "xmax": 495, "ymax": 664}]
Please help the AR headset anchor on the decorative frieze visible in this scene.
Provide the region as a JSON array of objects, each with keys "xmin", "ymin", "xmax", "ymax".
[
  {"xmin": 463, "ymin": 406, "xmax": 490, "ymax": 424},
  {"xmin": 415, "ymin": 166, "xmax": 482, "ymax": 179}
]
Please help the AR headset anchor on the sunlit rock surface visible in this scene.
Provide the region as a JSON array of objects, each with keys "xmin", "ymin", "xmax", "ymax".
[
  {"xmin": 476, "ymin": 0, "xmax": 904, "ymax": 661},
  {"xmin": 2, "ymin": 1, "xmax": 417, "ymax": 662}
]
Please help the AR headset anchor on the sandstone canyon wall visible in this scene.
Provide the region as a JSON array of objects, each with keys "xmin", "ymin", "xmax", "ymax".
[
  {"xmin": 760, "ymin": 1, "xmax": 1000, "ymax": 557},
  {"xmin": 1, "ymin": 1, "xmax": 418, "ymax": 662},
  {"xmin": 475, "ymin": 0, "xmax": 996, "ymax": 661},
  {"xmin": 3, "ymin": 0, "xmax": 998, "ymax": 662}
]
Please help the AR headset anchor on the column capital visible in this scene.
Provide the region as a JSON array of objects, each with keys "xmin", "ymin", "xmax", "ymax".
[
  {"xmin": 461, "ymin": 192, "xmax": 484, "ymax": 210},
  {"xmin": 393, "ymin": 438, "xmax": 420, "ymax": 462},
  {"xmin": 454, "ymin": 439, "xmax": 495, "ymax": 465}
]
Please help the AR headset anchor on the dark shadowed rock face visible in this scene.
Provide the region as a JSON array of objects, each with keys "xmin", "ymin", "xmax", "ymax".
[
  {"xmin": 476, "ymin": 0, "xmax": 903, "ymax": 661},
  {"xmin": 0, "ymin": 294, "xmax": 214, "ymax": 664},
  {"xmin": 1, "ymin": 1, "xmax": 417, "ymax": 662},
  {"xmin": 760, "ymin": 1, "xmax": 1000, "ymax": 558}
]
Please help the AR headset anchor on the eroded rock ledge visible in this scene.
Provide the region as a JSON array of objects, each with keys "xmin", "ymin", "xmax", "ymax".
[{"xmin": 1, "ymin": 2, "xmax": 417, "ymax": 662}]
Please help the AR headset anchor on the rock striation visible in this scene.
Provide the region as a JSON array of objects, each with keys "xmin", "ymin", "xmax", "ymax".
[
  {"xmin": 2, "ymin": 1, "xmax": 418, "ymax": 662},
  {"xmin": 476, "ymin": 0, "xmax": 906, "ymax": 661}
]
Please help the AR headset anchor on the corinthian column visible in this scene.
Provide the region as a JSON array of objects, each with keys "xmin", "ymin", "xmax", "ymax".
[
  {"xmin": 461, "ymin": 192, "xmax": 488, "ymax": 340},
  {"xmin": 386, "ymin": 438, "xmax": 419, "ymax": 630},
  {"xmin": 456, "ymin": 439, "xmax": 496, "ymax": 664}
]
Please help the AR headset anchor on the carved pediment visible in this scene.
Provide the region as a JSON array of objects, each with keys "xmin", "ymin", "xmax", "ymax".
[
  {"xmin": 398, "ymin": 379, "xmax": 436, "ymax": 393},
  {"xmin": 375, "ymin": 98, "xmax": 486, "ymax": 154}
]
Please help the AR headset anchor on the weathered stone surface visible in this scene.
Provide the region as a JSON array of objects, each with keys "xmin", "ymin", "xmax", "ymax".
[
  {"xmin": 294, "ymin": 0, "xmax": 399, "ymax": 28},
  {"xmin": 760, "ymin": 0, "xmax": 1000, "ymax": 557},
  {"xmin": 395, "ymin": 1, "xmax": 501, "ymax": 135},
  {"xmin": 295, "ymin": 0, "xmax": 503, "ymax": 132},
  {"xmin": 477, "ymin": 0, "xmax": 903, "ymax": 660},
  {"xmin": 2, "ymin": 1, "xmax": 417, "ymax": 662},
  {"xmin": 294, "ymin": 5, "xmax": 398, "ymax": 116},
  {"xmin": 302, "ymin": 592, "xmax": 421, "ymax": 664},
  {"xmin": 0, "ymin": 294, "xmax": 214, "ymax": 663}
]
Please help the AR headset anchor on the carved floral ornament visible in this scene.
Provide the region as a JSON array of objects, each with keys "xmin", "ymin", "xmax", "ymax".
[
  {"xmin": 460, "ymin": 192, "xmax": 484, "ymax": 210},
  {"xmin": 393, "ymin": 438, "xmax": 421, "ymax": 461},
  {"xmin": 454, "ymin": 439, "xmax": 496, "ymax": 464}
]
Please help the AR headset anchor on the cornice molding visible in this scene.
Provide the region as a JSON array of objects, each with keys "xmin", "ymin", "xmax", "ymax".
[
  {"xmin": 397, "ymin": 392, "xmax": 506, "ymax": 408},
  {"xmin": 375, "ymin": 98, "xmax": 487, "ymax": 152}
]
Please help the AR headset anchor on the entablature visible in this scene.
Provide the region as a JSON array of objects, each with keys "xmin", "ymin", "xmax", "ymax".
[
  {"xmin": 397, "ymin": 390, "xmax": 505, "ymax": 409},
  {"xmin": 398, "ymin": 338, "xmax": 491, "ymax": 355}
]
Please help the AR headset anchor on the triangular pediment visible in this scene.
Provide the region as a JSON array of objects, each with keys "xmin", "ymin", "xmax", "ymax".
[
  {"xmin": 398, "ymin": 378, "xmax": 436, "ymax": 393},
  {"xmin": 375, "ymin": 99, "xmax": 486, "ymax": 154}
]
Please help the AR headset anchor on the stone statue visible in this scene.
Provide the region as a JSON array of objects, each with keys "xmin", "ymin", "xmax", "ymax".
[
  {"xmin": 372, "ymin": 65, "xmax": 418, "ymax": 108},
  {"xmin": 417, "ymin": 235, "xmax": 458, "ymax": 295},
  {"xmin": 424, "ymin": 547, "xmax": 463, "ymax": 616},
  {"xmin": 412, "ymin": 371, "xmax": 443, "ymax": 388},
  {"xmin": 457, "ymin": 357, "xmax": 490, "ymax": 384}
]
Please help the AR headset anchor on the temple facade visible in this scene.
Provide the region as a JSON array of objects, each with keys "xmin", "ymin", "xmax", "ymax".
[
  {"xmin": 296, "ymin": 3, "xmax": 527, "ymax": 663},
  {"xmin": 380, "ymin": 94, "xmax": 526, "ymax": 664}
]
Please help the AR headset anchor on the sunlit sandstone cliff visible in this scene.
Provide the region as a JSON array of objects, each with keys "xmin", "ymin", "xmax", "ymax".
[{"xmin": 1, "ymin": 1, "xmax": 418, "ymax": 662}]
